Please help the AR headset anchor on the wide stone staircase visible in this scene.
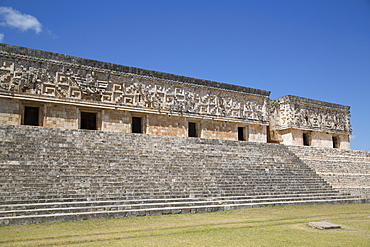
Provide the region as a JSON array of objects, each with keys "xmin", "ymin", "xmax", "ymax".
[
  {"xmin": 0, "ymin": 125, "xmax": 365, "ymax": 225},
  {"xmin": 287, "ymin": 145, "xmax": 370, "ymax": 200}
]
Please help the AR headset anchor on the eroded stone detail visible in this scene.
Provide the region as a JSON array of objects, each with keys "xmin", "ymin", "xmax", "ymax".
[
  {"xmin": 0, "ymin": 44, "xmax": 353, "ymax": 148},
  {"xmin": 0, "ymin": 54, "xmax": 268, "ymax": 123},
  {"xmin": 270, "ymin": 96, "xmax": 351, "ymax": 134}
]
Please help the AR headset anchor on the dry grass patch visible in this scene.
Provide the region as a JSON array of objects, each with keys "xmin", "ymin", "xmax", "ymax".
[{"xmin": 0, "ymin": 203, "xmax": 369, "ymax": 246}]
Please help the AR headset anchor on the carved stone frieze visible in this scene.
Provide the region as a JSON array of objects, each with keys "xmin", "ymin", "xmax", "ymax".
[
  {"xmin": 0, "ymin": 53, "xmax": 268, "ymax": 123},
  {"xmin": 270, "ymin": 95, "xmax": 351, "ymax": 134}
]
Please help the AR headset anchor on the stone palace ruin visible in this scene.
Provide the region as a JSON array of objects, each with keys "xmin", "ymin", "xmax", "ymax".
[
  {"xmin": 0, "ymin": 44, "xmax": 351, "ymax": 149},
  {"xmin": 0, "ymin": 44, "xmax": 368, "ymax": 225}
]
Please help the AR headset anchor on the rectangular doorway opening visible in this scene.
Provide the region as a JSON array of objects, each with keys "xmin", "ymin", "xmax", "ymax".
[
  {"xmin": 188, "ymin": 122, "xmax": 197, "ymax": 137},
  {"xmin": 303, "ymin": 133, "xmax": 310, "ymax": 146},
  {"xmin": 238, "ymin": 127, "xmax": 245, "ymax": 141},
  {"xmin": 24, "ymin": 106, "xmax": 39, "ymax": 126},
  {"xmin": 332, "ymin": 136, "xmax": 339, "ymax": 148},
  {"xmin": 80, "ymin": 112, "xmax": 97, "ymax": 130},
  {"xmin": 132, "ymin": 117, "xmax": 142, "ymax": 133}
]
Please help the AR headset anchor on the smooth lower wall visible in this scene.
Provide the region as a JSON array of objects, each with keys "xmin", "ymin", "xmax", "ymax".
[
  {"xmin": 44, "ymin": 104, "xmax": 78, "ymax": 129},
  {"xmin": 102, "ymin": 109, "xmax": 131, "ymax": 133},
  {"xmin": 0, "ymin": 98, "xmax": 269, "ymax": 142},
  {"xmin": 278, "ymin": 128, "xmax": 350, "ymax": 149},
  {"xmin": 249, "ymin": 124, "xmax": 267, "ymax": 142},
  {"xmin": 199, "ymin": 119, "xmax": 237, "ymax": 141},
  {"xmin": 147, "ymin": 114, "xmax": 187, "ymax": 137},
  {"xmin": 0, "ymin": 98, "xmax": 20, "ymax": 125}
]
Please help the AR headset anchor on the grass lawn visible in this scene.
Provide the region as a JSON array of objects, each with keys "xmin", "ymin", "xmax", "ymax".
[{"xmin": 0, "ymin": 203, "xmax": 369, "ymax": 246}]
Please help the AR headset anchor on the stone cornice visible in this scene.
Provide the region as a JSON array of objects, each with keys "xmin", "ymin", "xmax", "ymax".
[
  {"xmin": 274, "ymin": 95, "xmax": 350, "ymax": 112},
  {"xmin": 274, "ymin": 126, "xmax": 351, "ymax": 135},
  {"xmin": 0, "ymin": 43, "xmax": 270, "ymax": 98}
]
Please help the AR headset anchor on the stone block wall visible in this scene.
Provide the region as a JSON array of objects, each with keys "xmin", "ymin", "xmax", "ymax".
[
  {"xmin": 309, "ymin": 131, "xmax": 349, "ymax": 149},
  {"xmin": 339, "ymin": 135, "xmax": 350, "ymax": 149},
  {"xmin": 102, "ymin": 109, "xmax": 131, "ymax": 133},
  {"xmin": 44, "ymin": 103, "xmax": 78, "ymax": 129},
  {"xmin": 199, "ymin": 119, "xmax": 237, "ymax": 140},
  {"xmin": 0, "ymin": 98, "xmax": 20, "ymax": 125},
  {"xmin": 146, "ymin": 114, "xmax": 187, "ymax": 137},
  {"xmin": 278, "ymin": 129, "xmax": 350, "ymax": 149},
  {"xmin": 309, "ymin": 132, "xmax": 335, "ymax": 148},
  {"xmin": 0, "ymin": 96, "xmax": 269, "ymax": 141},
  {"xmin": 278, "ymin": 129, "xmax": 302, "ymax": 146},
  {"xmin": 249, "ymin": 124, "xmax": 267, "ymax": 143}
]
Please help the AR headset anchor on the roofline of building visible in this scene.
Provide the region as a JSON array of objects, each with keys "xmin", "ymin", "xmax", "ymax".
[
  {"xmin": 0, "ymin": 43, "xmax": 271, "ymax": 98},
  {"xmin": 274, "ymin": 95, "xmax": 350, "ymax": 111}
]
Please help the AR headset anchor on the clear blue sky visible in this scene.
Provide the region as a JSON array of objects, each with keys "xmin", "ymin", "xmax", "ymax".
[{"xmin": 1, "ymin": 0, "xmax": 369, "ymax": 151}]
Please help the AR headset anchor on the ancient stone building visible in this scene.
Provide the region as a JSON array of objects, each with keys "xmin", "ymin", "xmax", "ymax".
[
  {"xmin": 269, "ymin": 96, "xmax": 351, "ymax": 149},
  {"xmin": 0, "ymin": 44, "xmax": 351, "ymax": 149},
  {"xmin": 1, "ymin": 44, "xmax": 369, "ymax": 226}
]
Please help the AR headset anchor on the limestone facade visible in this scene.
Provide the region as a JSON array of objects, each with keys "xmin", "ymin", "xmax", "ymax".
[
  {"xmin": 0, "ymin": 44, "xmax": 351, "ymax": 149},
  {"xmin": 269, "ymin": 95, "xmax": 351, "ymax": 149}
]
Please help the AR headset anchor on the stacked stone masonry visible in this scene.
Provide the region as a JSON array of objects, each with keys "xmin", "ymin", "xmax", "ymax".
[
  {"xmin": 0, "ymin": 125, "xmax": 367, "ymax": 225},
  {"xmin": 287, "ymin": 146, "xmax": 370, "ymax": 199},
  {"xmin": 0, "ymin": 44, "xmax": 350, "ymax": 148},
  {"xmin": 0, "ymin": 44, "xmax": 368, "ymax": 225},
  {"xmin": 0, "ymin": 125, "xmax": 338, "ymax": 201}
]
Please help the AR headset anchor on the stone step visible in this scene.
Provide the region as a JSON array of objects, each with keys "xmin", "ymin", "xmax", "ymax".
[
  {"xmin": 0, "ymin": 178, "xmax": 332, "ymax": 185},
  {"xmin": 0, "ymin": 190, "xmax": 345, "ymax": 204},
  {"xmin": 0, "ymin": 191, "xmax": 347, "ymax": 207},
  {"xmin": 0, "ymin": 196, "xmax": 365, "ymax": 226},
  {"xmin": 0, "ymin": 192, "xmax": 356, "ymax": 211},
  {"xmin": 2, "ymin": 125, "xmax": 367, "ymax": 225},
  {"xmin": 0, "ymin": 177, "xmax": 336, "ymax": 185},
  {"xmin": 1, "ymin": 196, "xmax": 359, "ymax": 217},
  {"xmin": 0, "ymin": 187, "xmax": 338, "ymax": 198}
]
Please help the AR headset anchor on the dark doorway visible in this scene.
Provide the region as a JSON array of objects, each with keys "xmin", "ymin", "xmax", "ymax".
[
  {"xmin": 24, "ymin": 106, "xmax": 39, "ymax": 126},
  {"xmin": 332, "ymin": 136, "xmax": 339, "ymax": 148},
  {"xmin": 188, "ymin": 122, "xmax": 197, "ymax": 137},
  {"xmin": 303, "ymin": 133, "xmax": 310, "ymax": 146},
  {"xmin": 132, "ymin": 117, "xmax": 142, "ymax": 133},
  {"xmin": 80, "ymin": 112, "xmax": 97, "ymax": 130},
  {"xmin": 238, "ymin": 127, "xmax": 245, "ymax": 141}
]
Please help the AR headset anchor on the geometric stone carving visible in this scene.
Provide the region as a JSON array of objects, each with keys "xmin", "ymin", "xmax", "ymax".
[
  {"xmin": 0, "ymin": 51, "xmax": 269, "ymax": 124},
  {"xmin": 270, "ymin": 95, "xmax": 351, "ymax": 134},
  {"xmin": 0, "ymin": 44, "xmax": 352, "ymax": 134}
]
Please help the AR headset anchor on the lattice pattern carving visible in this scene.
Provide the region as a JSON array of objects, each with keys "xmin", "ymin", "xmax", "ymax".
[
  {"xmin": 270, "ymin": 96, "xmax": 351, "ymax": 133},
  {"xmin": 0, "ymin": 55, "xmax": 268, "ymax": 123}
]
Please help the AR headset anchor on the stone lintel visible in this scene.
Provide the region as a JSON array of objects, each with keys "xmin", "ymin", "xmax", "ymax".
[{"xmin": 275, "ymin": 127, "xmax": 351, "ymax": 135}]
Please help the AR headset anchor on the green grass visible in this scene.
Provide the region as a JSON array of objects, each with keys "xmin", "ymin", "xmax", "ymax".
[{"xmin": 0, "ymin": 204, "xmax": 369, "ymax": 246}]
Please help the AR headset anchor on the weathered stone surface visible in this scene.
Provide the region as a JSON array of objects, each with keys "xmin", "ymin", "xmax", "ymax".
[
  {"xmin": 0, "ymin": 44, "xmax": 366, "ymax": 226},
  {"xmin": 288, "ymin": 145, "xmax": 370, "ymax": 199},
  {"xmin": 0, "ymin": 44, "xmax": 352, "ymax": 148},
  {"xmin": 269, "ymin": 95, "xmax": 351, "ymax": 149},
  {"xmin": 0, "ymin": 44, "xmax": 269, "ymax": 125},
  {"xmin": 270, "ymin": 95, "xmax": 351, "ymax": 134},
  {"xmin": 0, "ymin": 125, "xmax": 368, "ymax": 225},
  {"xmin": 309, "ymin": 221, "xmax": 341, "ymax": 229}
]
